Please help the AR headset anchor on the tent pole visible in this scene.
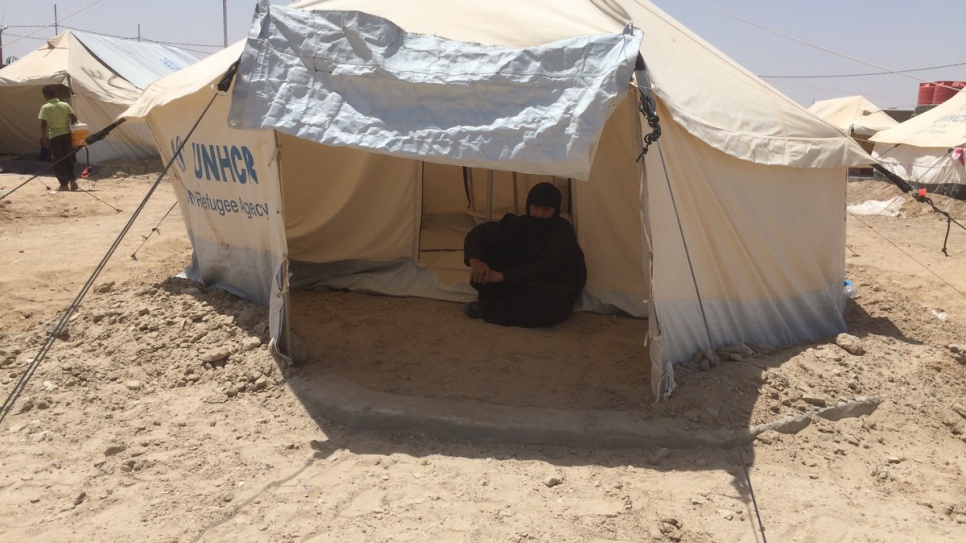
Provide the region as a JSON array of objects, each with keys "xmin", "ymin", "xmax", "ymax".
[
  {"xmin": 569, "ymin": 179, "xmax": 576, "ymax": 230},
  {"xmin": 222, "ymin": 0, "xmax": 228, "ymax": 48},
  {"xmin": 0, "ymin": 26, "xmax": 6, "ymax": 68},
  {"xmin": 486, "ymin": 170, "xmax": 494, "ymax": 221},
  {"xmin": 512, "ymin": 172, "xmax": 519, "ymax": 214},
  {"xmin": 462, "ymin": 166, "xmax": 475, "ymax": 211}
]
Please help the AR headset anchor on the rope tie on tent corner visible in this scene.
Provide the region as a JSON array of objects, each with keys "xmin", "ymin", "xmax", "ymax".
[
  {"xmin": 0, "ymin": 61, "xmax": 241, "ymax": 427},
  {"xmin": 650, "ymin": 140, "xmax": 769, "ymax": 543},
  {"xmin": 633, "ymin": 54, "xmax": 661, "ymax": 161}
]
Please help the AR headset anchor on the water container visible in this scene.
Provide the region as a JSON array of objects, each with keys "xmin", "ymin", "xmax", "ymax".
[
  {"xmin": 70, "ymin": 122, "xmax": 89, "ymax": 148},
  {"xmin": 917, "ymin": 83, "xmax": 937, "ymax": 106},
  {"xmin": 932, "ymin": 81, "xmax": 964, "ymax": 105}
]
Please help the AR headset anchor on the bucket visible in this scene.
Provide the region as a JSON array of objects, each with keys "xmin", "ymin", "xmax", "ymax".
[
  {"xmin": 70, "ymin": 122, "xmax": 89, "ymax": 148},
  {"xmin": 917, "ymin": 82, "xmax": 937, "ymax": 106}
]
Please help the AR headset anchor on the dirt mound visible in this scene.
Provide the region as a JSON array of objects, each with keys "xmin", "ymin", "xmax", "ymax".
[
  {"xmin": 848, "ymin": 178, "xmax": 966, "ymax": 220},
  {"xmin": 87, "ymin": 157, "xmax": 165, "ymax": 180}
]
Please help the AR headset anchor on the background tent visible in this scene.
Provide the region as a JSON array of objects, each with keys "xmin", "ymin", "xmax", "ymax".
[
  {"xmin": 121, "ymin": 0, "xmax": 869, "ymax": 399},
  {"xmin": 807, "ymin": 95, "xmax": 898, "ymax": 153},
  {"xmin": 870, "ymin": 89, "xmax": 966, "ymax": 199},
  {"xmin": 0, "ymin": 30, "xmax": 197, "ymax": 163}
]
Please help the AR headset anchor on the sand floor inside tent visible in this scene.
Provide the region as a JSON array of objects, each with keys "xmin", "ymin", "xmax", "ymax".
[
  {"xmin": 1, "ymin": 160, "xmax": 966, "ymax": 542},
  {"xmin": 290, "ymin": 204, "xmax": 655, "ymax": 411},
  {"xmin": 289, "ymin": 289, "xmax": 653, "ymax": 410}
]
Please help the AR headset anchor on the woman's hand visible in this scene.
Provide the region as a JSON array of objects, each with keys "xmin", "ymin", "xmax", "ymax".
[
  {"xmin": 468, "ymin": 258, "xmax": 489, "ymax": 283},
  {"xmin": 468, "ymin": 258, "xmax": 503, "ymax": 284}
]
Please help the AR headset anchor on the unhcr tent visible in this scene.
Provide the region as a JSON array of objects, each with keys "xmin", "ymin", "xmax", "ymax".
[
  {"xmin": 0, "ymin": 30, "xmax": 197, "ymax": 163},
  {"xmin": 807, "ymin": 95, "xmax": 898, "ymax": 153},
  {"xmin": 870, "ymin": 89, "xmax": 966, "ymax": 199},
  {"xmin": 121, "ymin": 0, "xmax": 869, "ymax": 399}
]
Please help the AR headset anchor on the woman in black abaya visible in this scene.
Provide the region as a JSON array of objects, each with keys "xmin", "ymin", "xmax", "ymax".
[{"xmin": 462, "ymin": 182, "xmax": 586, "ymax": 327}]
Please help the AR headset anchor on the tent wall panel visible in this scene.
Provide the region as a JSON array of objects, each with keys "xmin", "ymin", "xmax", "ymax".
[
  {"xmin": 279, "ymin": 132, "xmax": 421, "ymax": 263},
  {"xmin": 647, "ymin": 100, "xmax": 847, "ymax": 366},
  {"xmin": 143, "ymin": 91, "xmax": 282, "ymax": 307},
  {"xmin": 422, "ymin": 163, "xmax": 472, "ymax": 215},
  {"xmin": 574, "ymin": 94, "xmax": 649, "ymax": 315},
  {"xmin": 0, "ymin": 85, "xmax": 51, "ymax": 157}
]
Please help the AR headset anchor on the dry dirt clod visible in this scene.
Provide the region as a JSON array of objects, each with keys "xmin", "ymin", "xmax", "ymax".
[{"xmin": 835, "ymin": 333, "xmax": 866, "ymax": 356}]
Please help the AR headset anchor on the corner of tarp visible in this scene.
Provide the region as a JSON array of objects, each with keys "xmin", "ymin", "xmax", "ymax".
[
  {"xmin": 648, "ymin": 330, "xmax": 676, "ymax": 402},
  {"xmin": 116, "ymin": 112, "xmax": 147, "ymax": 124},
  {"xmin": 646, "ymin": 284, "xmax": 675, "ymax": 402},
  {"xmin": 268, "ymin": 338, "xmax": 293, "ymax": 368},
  {"xmin": 251, "ymin": 0, "xmax": 275, "ymax": 40},
  {"xmin": 268, "ymin": 255, "xmax": 293, "ymax": 368}
]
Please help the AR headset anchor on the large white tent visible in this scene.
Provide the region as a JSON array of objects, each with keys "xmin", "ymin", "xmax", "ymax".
[
  {"xmin": 870, "ymin": 90, "xmax": 966, "ymax": 199},
  {"xmin": 0, "ymin": 30, "xmax": 197, "ymax": 163},
  {"xmin": 120, "ymin": 0, "xmax": 869, "ymax": 399}
]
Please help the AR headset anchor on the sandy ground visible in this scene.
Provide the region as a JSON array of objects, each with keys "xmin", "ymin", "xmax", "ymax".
[{"xmin": 1, "ymin": 160, "xmax": 965, "ymax": 542}]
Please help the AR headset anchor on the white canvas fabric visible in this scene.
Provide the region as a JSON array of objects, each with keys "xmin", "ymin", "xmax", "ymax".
[
  {"xmin": 871, "ymin": 90, "xmax": 966, "ymax": 195},
  {"xmin": 871, "ymin": 90, "xmax": 966, "ymax": 147},
  {"xmin": 131, "ymin": 76, "xmax": 287, "ymax": 344},
  {"xmin": 0, "ymin": 31, "xmax": 196, "ymax": 162},
  {"xmin": 228, "ymin": 8, "xmax": 644, "ymax": 181},
  {"xmin": 118, "ymin": 44, "xmax": 282, "ymax": 309},
  {"xmin": 644, "ymin": 100, "xmax": 847, "ymax": 392},
  {"xmin": 121, "ymin": 0, "xmax": 869, "ymax": 399},
  {"xmin": 872, "ymin": 145, "xmax": 965, "ymax": 194},
  {"xmin": 807, "ymin": 95, "xmax": 898, "ymax": 136}
]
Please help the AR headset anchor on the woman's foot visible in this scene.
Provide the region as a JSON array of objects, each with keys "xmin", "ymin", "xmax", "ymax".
[{"xmin": 463, "ymin": 302, "xmax": 483, "ymax": 319}]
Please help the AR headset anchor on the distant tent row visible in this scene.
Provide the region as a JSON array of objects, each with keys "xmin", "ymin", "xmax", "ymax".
[
  {"xmin": 807, "ymin": 92, "xmax": 966, "ymax": 200},
  {"xmin": 870, "ymin": 89, "xmax": 966, "ymax": 199},
  {"xmin": 119, "ymin": 0, "xmax": 872, "ymax": 399},
  {"xmin": 0, "ymin": 30, "xmax": 197, "ymax": 163}
]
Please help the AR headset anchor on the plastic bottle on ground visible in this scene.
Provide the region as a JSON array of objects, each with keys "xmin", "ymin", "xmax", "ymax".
[{"xmin": 843, "ymin": 280, "xmax": 856, "ymax": 299}]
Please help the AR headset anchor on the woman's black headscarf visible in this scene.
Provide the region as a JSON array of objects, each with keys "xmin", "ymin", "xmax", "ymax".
[{"xmin": 525, "ymin": 182, "xmax": 562, "ymax": 218}]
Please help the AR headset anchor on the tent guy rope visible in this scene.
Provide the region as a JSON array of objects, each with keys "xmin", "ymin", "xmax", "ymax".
[
  {"xmin": 0, "ymin": 61, "xmax": 239, "ymax": 426},
  {"xmin": 872, "ymin": 163, "xmax": 966, "ymax": 258},
  {"xmin": 654, "ymin": 140, "xmax": 769, "ymax": 542},
  {"xmin": 130, "ymin": 200, "xmax": 180, "ymax": 261}
]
